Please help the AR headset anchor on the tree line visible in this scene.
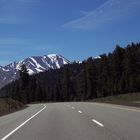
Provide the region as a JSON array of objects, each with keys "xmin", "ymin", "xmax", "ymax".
[{"xmin": 0, "ymin": 42, "xmax": 140, "ymax": 103}]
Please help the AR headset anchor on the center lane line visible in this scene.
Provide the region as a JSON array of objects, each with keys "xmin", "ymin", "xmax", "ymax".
[
  {"xmin": 69, "ymin": 106, "xmax": 104, "ymax": 128},
  {"xmin": 92, "ymin": 119, "xmax": 104, "ymax": 127},
  {"xmin": 78, "ymin": 110, "xmax": 83, "ymax": 114}
]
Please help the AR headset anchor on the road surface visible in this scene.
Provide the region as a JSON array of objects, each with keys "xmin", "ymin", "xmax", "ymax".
[{"xmin": 0, "ymin": 102, "xmax": 140, "ymax": 140}]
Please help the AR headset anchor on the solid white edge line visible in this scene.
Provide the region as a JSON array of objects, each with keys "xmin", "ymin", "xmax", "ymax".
[
  {"xmin": 92, "ymin": 119, "xmax": 104, "ymax": 127},
  {"xmin": 1, "ymin": 104, "xmax": 46, "ymax": 140},
  {"xmin": 78, "ymin": 110, "xmax": 82, "ymax": 113}
]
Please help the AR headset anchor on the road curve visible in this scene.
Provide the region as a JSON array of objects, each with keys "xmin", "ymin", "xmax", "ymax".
[{"xmin": 0, "ymin": 102, "xmax": 140, "ymax": 140}]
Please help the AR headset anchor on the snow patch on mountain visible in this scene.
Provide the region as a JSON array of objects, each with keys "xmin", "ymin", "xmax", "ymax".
[{"xmin": 0, "ymin": 54, "xmax": 70, "ymax": 89}]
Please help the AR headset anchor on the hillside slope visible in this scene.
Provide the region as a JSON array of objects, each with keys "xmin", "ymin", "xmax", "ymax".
[{"xmin": 0, "ymin": 98, "xmax": 24, "ymax": 116}]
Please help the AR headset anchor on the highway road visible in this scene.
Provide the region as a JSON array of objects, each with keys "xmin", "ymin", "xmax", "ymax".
[{"xmin": 0, "ymin": 102, "xmax": 140, "ymax": 140}]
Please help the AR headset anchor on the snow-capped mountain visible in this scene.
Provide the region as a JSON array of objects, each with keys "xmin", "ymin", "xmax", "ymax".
[{"xmin": 0, "ymin": 54, "xmax": 70, "ymax": 89}]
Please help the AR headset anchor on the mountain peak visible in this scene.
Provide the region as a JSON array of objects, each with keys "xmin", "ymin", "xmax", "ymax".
[
  {"xmin": 0, "ymin": 54, "xmax": 70, "ymax": 88},
  {"xmin": 47, "ymin": 53, "xmax": 58, "ymax": 57}
]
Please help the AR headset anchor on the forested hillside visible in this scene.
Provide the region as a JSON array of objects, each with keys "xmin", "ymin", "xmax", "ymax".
[{"xmin": 0, "ymin": 42, "xmax": 140, "ymax": 103}]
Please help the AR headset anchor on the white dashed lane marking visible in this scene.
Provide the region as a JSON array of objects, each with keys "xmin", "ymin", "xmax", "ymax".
[
  {"xmin": 92, "ymin": 119, "xmax": 104, "ymax": 127},
  {"xmin": 67, "ymin": 105, "xmax": 104, "ymax": 128},
  {"xmin": 78, "ymin": 110, "xmax": 83, "ymax": 114}
]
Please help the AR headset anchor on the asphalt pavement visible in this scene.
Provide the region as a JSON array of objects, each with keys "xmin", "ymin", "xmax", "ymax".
[{"xmin": 0, "ymin": 102, "xmax": 140, "ymax": 140}]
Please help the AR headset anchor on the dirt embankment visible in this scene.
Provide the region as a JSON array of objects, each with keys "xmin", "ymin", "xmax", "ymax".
[
  {"xmin": 91, "ymin": 93, "xmax": 140, "ymax": 107},
  {"xmin": 0, "ymin": 98, "xmax": 25, "ymax": 116}
]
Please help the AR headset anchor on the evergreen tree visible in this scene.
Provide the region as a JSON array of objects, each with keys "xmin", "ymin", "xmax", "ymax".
[
  {"xmin": 112, "ymin": 45, "xmax": 125, "ymax": 94},
  {"xmin": 86, "ymin": 57, "xmax": 97, "ymax": 99},
  {"xmin": 19, "ymin": 64, "xmax": 29, "ymax": 89}
]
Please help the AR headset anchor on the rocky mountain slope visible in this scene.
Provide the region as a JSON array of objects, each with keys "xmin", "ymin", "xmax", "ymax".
[{"xmin": 0, "ymin": 54, "xmax": 70, "ymax": 89}]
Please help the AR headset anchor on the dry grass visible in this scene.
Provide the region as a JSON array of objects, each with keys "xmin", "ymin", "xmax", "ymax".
[
  {"xmin": 0, "ymin": 98, "xmax": 24, "ymax": 116},
  {"xmin": 91, "ymin": 93, "xmax": 140, "ymax": 107}
]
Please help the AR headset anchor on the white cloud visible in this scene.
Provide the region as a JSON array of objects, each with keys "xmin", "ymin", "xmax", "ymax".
[{"xmin": 63, "ymin": 0, "xmax": 140, "ymax": 30}]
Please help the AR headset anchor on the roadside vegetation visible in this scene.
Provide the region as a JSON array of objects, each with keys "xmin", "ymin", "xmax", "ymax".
[
  {"xmin": 0, "ymin": 98, "xmax": 24, "ymax": 116},
  {"xmin": 91, "ymin": 93, "xmax": 140, "ymax": 107}
]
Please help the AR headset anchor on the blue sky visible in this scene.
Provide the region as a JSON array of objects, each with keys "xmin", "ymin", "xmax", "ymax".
[{"xmin": 0, "ymin": 0, "xmax": 140, "ymax": 66}]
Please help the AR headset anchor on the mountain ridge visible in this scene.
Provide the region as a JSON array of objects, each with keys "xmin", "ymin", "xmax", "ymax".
[{"xmin": 0, "ymin": 54, "xmax": 70, "ymax": 89}]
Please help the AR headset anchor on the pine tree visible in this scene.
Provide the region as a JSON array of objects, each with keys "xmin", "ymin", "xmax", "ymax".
[
  {"xmin": 112, "ymin": 45, "xmax": 125, "ymax": 94},
  {"xmin": 19, "ymin": 64, "xmax": 29, "ymax": 89},
  {"xmin": 86, "ymin": 57, "xmax": 97, "ymax": 99},
  {"xmin": 62, "ymin": 67, "xmax": 71, "ymax": 101}
]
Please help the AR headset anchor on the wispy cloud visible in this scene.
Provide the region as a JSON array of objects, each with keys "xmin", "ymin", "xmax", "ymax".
[
  {"xmin": 0, "ymin": 0, "xmax": 41, "ymax": 24},
  {"xmin": 0, "ymin": 38, "xmax": 58, "ymax": 54},
  {"xmin": 0, "ymin": 50, "xmax": 17, "ymax": 56},
  {"xmin": 0, "ymin": 38, "xmax": 30, "ymax": 45},
  {"xmin": 63, "ymin": 0, "xmax": 140, "ymax": 30}
]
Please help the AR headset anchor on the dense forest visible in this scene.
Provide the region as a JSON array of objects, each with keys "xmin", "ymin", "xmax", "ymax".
[{"xmin": 0, "ymin": 42, "xmax": 140, "ymax": 103}]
